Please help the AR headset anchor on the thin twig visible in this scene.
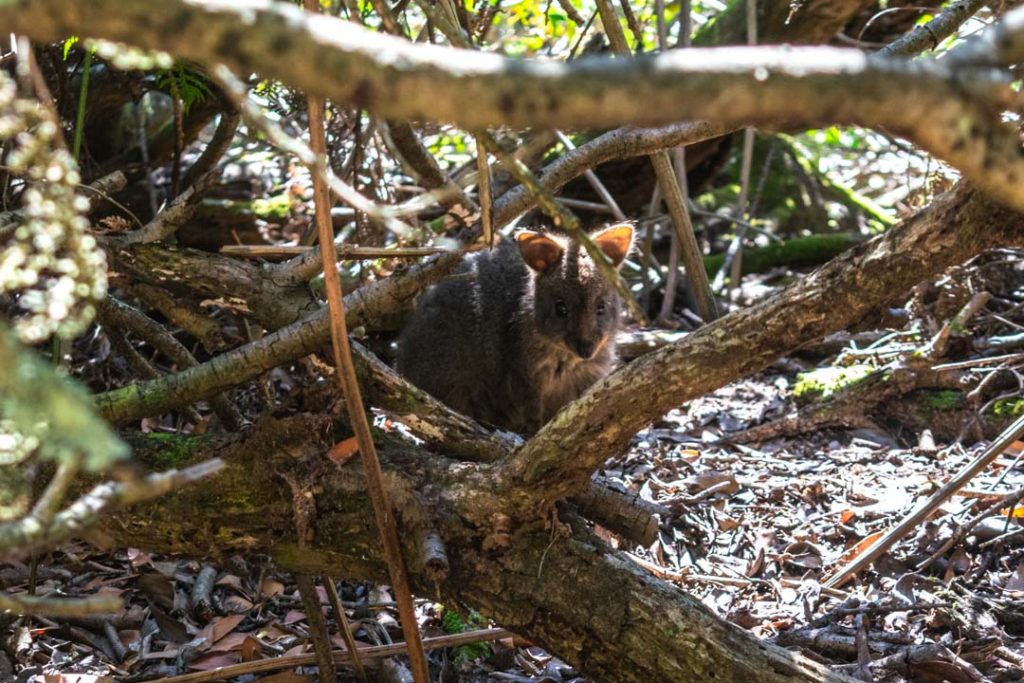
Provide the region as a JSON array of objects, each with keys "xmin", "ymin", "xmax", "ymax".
[
  {"xmin": 0, "ymin": 591, "xmax": 122, "ymax": 617},
  {"xmin": 916, "ymin": 486, "xmax": 1024, "ymax": 571},
  {"xmin": 302, "ymin": 15, "xmax": 431, "ymax": 677},
  {"xmin": 295, "ymin": 574, "xmax": 338, "ymax": 681},
  {"xmin": 212, "ymin": 67, "xmax": 417, "ymax": 237},
  {"xmin": 30, "ymin": 455, "xmax": 81, "ymax": 524},
  {"xmin": 0, "ymin": 460, "xmax": 224, "ymax": 560},
  {"xmin": 924, "ymin": 290, "xmax": 992, "ymax": 361},
  {"xmin": 626, "ymin": 553, "xmax": 849, "ymax": 599},
  {"xmin": 594, "ymin": 0, "xmax": 718, "ymax": 322},
  {"xmin": 105, "ymin": 175, "xmax": 213, "ymax": 246},
  {"xmin": 825, "ymin": 412, "xmax": 1024, "ymax": 588},
  {"xmin": 324, "ymin": 577, "xmax": 369, "ymax": 682},
  {"xmin": 880, "ymin": 0, "xmax": 986, "ymax": 57},
  {"xmin": 181, "ymin": 109, "xmax": 239, "ymax": 189},
  {"xmin": 554, "ymin": 130, "xmax": 627, "ymax": 221},
  {"xmin": 103, "ymin": 326, "xmax": 210, "ymax": 426},
  {"xmin": 98, "ymin": 297, "xmax": 243, "ymax": 430},
  {"xmin": 713, "ymin": 0, "xmax": 757, "ymax": 294},
  {"xmin": 149, "ymin": 628, "xmax": 512, "ymax": 683},
  {"xmin": 555, "ymin": 0, "xmax": 586, "ymax": 25},
  {"xmin": 618, "ymin": 0, "xmax": 644, "ymax": 47},
  {"xmin": 221, "ymin": 244, "xmax": 452, "ymax": 260},
  {"xmin": 474, "ymin": 132, "xmax": 494, "ymax": 246}
]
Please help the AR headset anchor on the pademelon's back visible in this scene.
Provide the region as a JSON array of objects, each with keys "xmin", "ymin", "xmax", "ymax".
[{"xmin": 396, "ymin": 239, "xmax": 530, "ymax": 425}]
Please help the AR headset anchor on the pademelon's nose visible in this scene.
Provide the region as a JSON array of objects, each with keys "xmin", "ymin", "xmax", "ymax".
[{"xmin": 576, "ymin": 340, "xmax": 596, "ymax": 359}]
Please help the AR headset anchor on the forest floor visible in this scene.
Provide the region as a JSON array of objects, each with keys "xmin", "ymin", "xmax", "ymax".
[{"xmin": 5, "ymin": 251, "xmax": 1024, "ymax": 683}]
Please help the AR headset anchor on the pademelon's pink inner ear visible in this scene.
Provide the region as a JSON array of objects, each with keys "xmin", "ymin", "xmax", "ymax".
[
  {"xmin": 592, "ymin": 224, "xmax": 635, "ymax": 268},
  {"xmin": 517, "ymin": 231, "xmax": 564, "ymax": 273}
]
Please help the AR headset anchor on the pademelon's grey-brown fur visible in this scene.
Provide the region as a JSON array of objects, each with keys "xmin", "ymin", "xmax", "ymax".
[{"xmin": 397, "ymin": 225, "xmax": 634, "ymax": 435}]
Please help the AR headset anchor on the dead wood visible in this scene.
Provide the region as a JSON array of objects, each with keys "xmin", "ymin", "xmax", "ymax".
[{"xmin": 106, "ymin": 416, "xmax": 854, "ymax": 683}]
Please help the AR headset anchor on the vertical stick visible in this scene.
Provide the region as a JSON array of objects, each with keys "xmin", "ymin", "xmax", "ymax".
[
  {"xmin": 302, "ymin": 2, "xmax": 432, "ymax": 681},
  {"xmin": 324, "ymin": 577, "xmax": 369, "ymax": 682},
  {"xmin": 595, "ymin": 0, "xmax": 718, "ymax": 323},
  {"xmin": 474, "ymin": 133, "xmax": 493, "ymax": 247},
  {"xmin": 295, "ymin": 573, "xmax": 338, "ymax": 681}
]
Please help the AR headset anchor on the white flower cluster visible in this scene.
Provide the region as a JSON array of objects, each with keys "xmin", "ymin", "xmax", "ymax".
[
  {"xmin": 0, "ymin": 70, "xmax": 107, "ymax": 344},
  {"xmin": 0, "ymin": 419, "xmax": 37, "ymax": 466}
]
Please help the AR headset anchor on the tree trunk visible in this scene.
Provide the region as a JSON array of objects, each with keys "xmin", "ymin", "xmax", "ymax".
[{"xmin": 114, "ymin": 419, "xmax": 851, "ymax": 683}]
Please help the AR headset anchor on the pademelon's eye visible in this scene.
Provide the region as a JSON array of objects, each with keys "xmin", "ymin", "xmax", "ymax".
[
  {"xmin": 595, "ymin": 301, "xmax": 607, "ymax": 316},
  {"xmin": 555, "ymin": 301, "xmax": 569, "ymax": 318}
]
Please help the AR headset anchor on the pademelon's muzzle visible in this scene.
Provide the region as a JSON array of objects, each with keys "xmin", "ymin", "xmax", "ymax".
[{"xmin": 575, "ymin": 340, "xmax": 596, "ymax": 359}]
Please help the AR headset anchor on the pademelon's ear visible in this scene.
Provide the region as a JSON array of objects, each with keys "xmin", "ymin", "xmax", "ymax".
[
  {"xmin": 592, "ymin": 224, "xmax": 634, "ymax": 268},
  {"xmin": 517, "ymin": 231, "xmax": 564, "ymax": 273}
]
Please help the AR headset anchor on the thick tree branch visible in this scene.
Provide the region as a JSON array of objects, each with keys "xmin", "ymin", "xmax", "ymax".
[
  {"xmin": 103, "ymin": 242, "xmax": 318, "ymax": 332},
  {"xmin": 4, "ymin": 0, "xmax": 1023, "ymax": 211},
  {"xmin": 106, "ymin": 417, "xmax": 852, "ymax": 683}
]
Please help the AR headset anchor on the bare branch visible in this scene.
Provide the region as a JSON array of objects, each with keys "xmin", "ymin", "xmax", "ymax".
[
  {"xmin": 181, "ymin": 109, "xmax": 240, "ymax": 188},
  {"xmin": 105, "ymin": 175, "xmax": 213, "ymax": 247},
  {"xmin": 948, "ymin": 4, "xmax": 1024, "ymax": 66},
  {"xmin": 98, "ymin": 297, "xmax": 244, "ymax": 429},
  {"xmin": 6, "ymin": 1, "xmax": 1024, "ymax": 211},
  {"xmin": 492, "ymin": 121, "xmax": 732, "ymax": 226},
  {"xmin": 303, "ymin": 17, "xmax": 431, "ymax": 673},
  {"xmin": 595, "ymin": 0, "xmax": 717, "ymax": 321},
  {"xmin": 94, "ymin": 250, "xmax": 464, "ymax": 423},
  {"xmin": 0, "ymin": 459, "xmax": 224, "ymax": 560},
  {"xmin": 0, "ymin": 591, "xmax": 122, "ymax": 617},
  {"xmin": 880, "ymin": 0, "xmax": 986, "ymax": 58}
]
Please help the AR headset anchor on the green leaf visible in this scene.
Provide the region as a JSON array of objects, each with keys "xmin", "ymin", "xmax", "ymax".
[
  {"xmin": 155, "ymin": 65, "xmax": 213, "ymax": 116},
  {"xmin": 62, "ymin": 36, "xmax": 80, "ymax": 60},
  {"xmin": 0, "ymin": 323, "xmax": 128, "ymax": 471}
]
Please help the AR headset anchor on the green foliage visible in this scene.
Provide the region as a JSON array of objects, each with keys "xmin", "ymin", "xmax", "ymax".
[
  {"xmin": 0, "ymin": 323, "xmax": 128, "ymax": 471},
  {"xmin": 499, "ymin": 0, "xmax": 581, "ymax": 56},
  {"xmin": 61, "ymin": 36, "xmax": 80, "ymax": 60},
  {"xmin": 922, "ymin": 390, "xmax": 962, "ymax": 412},
  {"xmin": 251, "ymin": 193, "xmax": 294, "ymax": 220},
  {"xmin": 793, "ymin": 364, "xmax": 874, "ymax": 401},
  {"xmin": 155, "ymin": 65, "xmax": 212, "ymax": 115},
  {"xmin": 441, "ymin": 608, "xmax": 491, "ymax": 664},
  {"xmin": 142, "ymin": 433, "xmax": 199, "ymax": 468},
  {"xmin": 991, "ymin": 398, "xmax": 1024, "ymax": 417},
  {"xmin": 425, "ymin": 131, "xmax": 472, "ymax": 167}
]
